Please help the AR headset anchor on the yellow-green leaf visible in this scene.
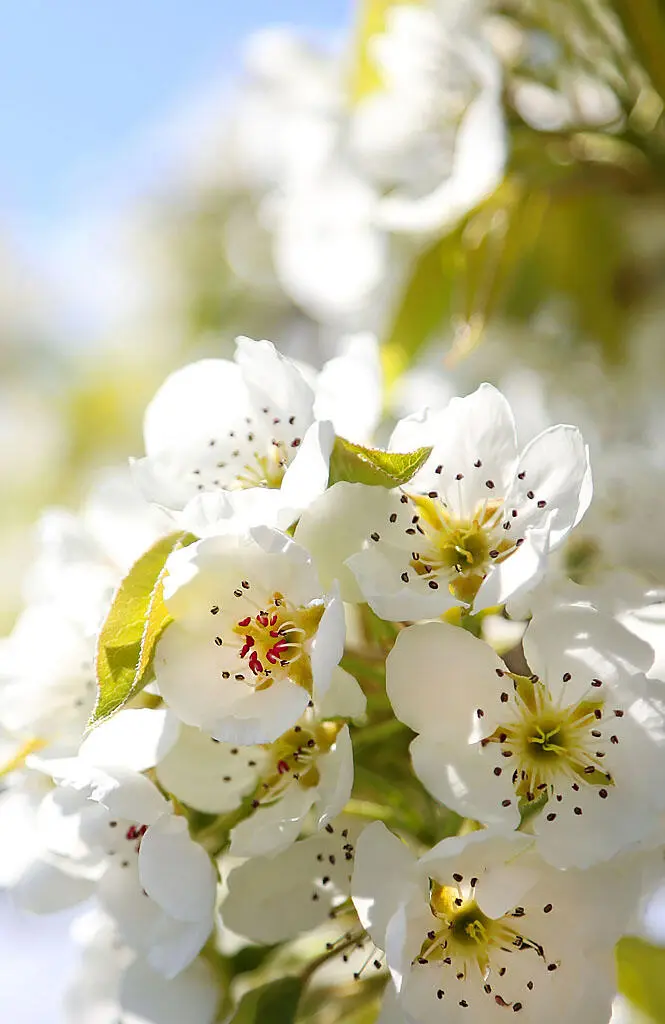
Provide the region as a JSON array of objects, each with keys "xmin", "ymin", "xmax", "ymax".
[
  {"xmin": 228, "ymin": 976, "xmax": 303, "ymax": 1024},
  {"xmin": 328, "ymin": 437, "xmax": 431, "ymax": 488},
  {"xmin": 617, "ymin": 935, "xmax": 665, "ymax": 1022},
  {"xmin": 92, "ymin": 531, "xmax": 195, "ymax": 725}
]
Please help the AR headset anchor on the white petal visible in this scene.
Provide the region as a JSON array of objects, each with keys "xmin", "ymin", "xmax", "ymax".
[
  {"xmin": 504, "ymin": 424, "xmax": 592, "ymax": 548},
  {"xmin": 352, "ymin": 821, "xmax": 417, "ymax": 949},
  {"xmin": 210, "ymin": 679, "xmax": 311, "ymax": 746},
  {"xmin": 295, "ymin": 482, "xmax": 396, "ymax": 603},
  {"xmin": 347, "ymin": 543, "xmax": 458, "ymax": 621},
  {"xmin": 277, "ymin": 419, "xmax": 335, "ymax": 524},
  {"xmin": 156, "ymin": 727, "xmax": 264, "ymax": 814},
  {"xmin": 316, "ymin": 726, "xmax": 354, "ymax": 828},
  {"xmin": 120, "ymin": 956, "xmax": 219, "ymax": 1024},
  {"xmin": 229, "ymin": 784, "xmax": 316, "ymax": 858},
  {"xmin": 13, "ymin": 857, "xmax": 95, "ymax": 913},
  {"xmin": 80, "ymin": 710, "xmax": 180, "ymax": 773},
  {"xmin": 474, "ymin": 521, "xmax": 551, "ymax": 610},
  {"xmin": 410, "ymin": 735, "xmax": 520, "ymax": 830},
  {"xmin": 222, "ymin": 823, "xmax": 360, "ymax": 943},
  {"xmin": 524, "ymin": 602, "xmax": 655, "ymax": 698},
  {"xmin": 314, "ymin": 333, "xmax": 382, "ymax": 443},
  {"xmin": 386, "ymin": 621, "xmax": 503, "ymax": 738},
  {"xmin": 143, "ymin": 359, "xmax": 247, "ymax": 457},
  {"xmin": 148, "ymin": 917, "xmax": 215, "ymax": 980},
  {"xmin": 316, "ymin": 665, "xmax": 367, "ymax": 720},
  {"xmin": 235, "ymin": 336, "xmax": 314, "ymax": 425},
  {"xmin": 378, "ymin": 83, "xmax": 506, "ymax": 236},
  {"xmin": 139, "ymin": 816, "xmax": 216, "ymax": 923},
  {"xmin": 392, "ymin": 384, "xmax": 518, "ymax": 516},
  {"xmin": 310, "ymin": 585, "xmax": 346, "ymax": 702},
  {"xmin": 35, "ymin": 759, "xmax": 170, "ymax": 825}
]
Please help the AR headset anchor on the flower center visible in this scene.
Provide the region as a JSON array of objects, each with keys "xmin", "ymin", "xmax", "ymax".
[
  {"xmin": 407, "ymin": 494, "xmax": 515, "ymax": 604},
  {"xmin": 484, "ymin": 676, "xmax": 613, "ymax": 801},
  {"xmin": 414, "ymin": 877, "xmax": 551, "ymax": 1010},
  {"xmin": 230, "ymin": 593, "xmax": 324, "ymax": 693},
  {"xmin": 251, "ymin": 720, "xmax": 342, "ymax": 807},
  {"xmin": 233, "ymin": 443, "xmax": 289, "ymax": 490}
]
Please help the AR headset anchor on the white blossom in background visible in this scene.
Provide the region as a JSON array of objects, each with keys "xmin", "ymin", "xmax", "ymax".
[
  {"xmin": 386, "ymin": 601, "xmax": 665, "ymax": 868},
  {"xmin": 345, "ymin": 383, "xmax": 591, "ymax": 620},
  {"xmin": 0, "ymin": 470, "xmax": 169, "ymax": 758},
  {"xmin": 63, "ymin": 911, "xmax": 219, "ymax": 1024},
  {"xmin": 351, "ymin": 3, "xmax": 507, "ymax": 236},
  {"xmin": 154, "ymin": 527, "xmax": 345, "ymax": 744},
  {"xmin": 19, "ymin": 756, "xmax": 216, "ymax": 978},
  {"xmin": 352, "ymin": 822, "xmax": 645, "ymax": 1024}
]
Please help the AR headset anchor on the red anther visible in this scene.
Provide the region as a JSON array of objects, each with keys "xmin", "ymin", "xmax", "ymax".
[
  {"xmin": 249, "ymin": 651, "xmax": 264, "ymax": 675},
  {"xmin": 269, "ymin": 629, "xmax": 281, "ymax": 638},
  {"xmin": 257, "ymin": 614, "xmax": 269, "ymax": 627},
  {"xmin": 270, "ymin": 614, "xmax": 278, "ymax": 625},
  {"xmin": 277, "ymin": 759, "xmax": 290, "ymax": 774},
  {"xmin": 266, "ymin": 649, "xmax": 279, "ymax": 664},
  {"xmin": 238, "ymin": 616, "xmax": 251, "ymax": 628},
  {"xmin": 239, "ymin": 635, "xmax": 255, "ymax": 658},
  {"xmin": 126, "ymin": 826, "xmax": 138, "ymax": 840}
]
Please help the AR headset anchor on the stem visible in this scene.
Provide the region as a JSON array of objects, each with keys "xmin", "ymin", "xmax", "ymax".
[{"xmin": 301, "ymin": 930, "xmax": 366, "ymax": 987}]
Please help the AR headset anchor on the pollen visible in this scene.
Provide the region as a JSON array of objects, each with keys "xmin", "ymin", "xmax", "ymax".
[
  {"xmin": 403, "ymin": 493, "xmax": 520, "ymax": 604},
  {"xmin": 228, "ymin": 592, "xmax": 324, "ymax": 694},
  {"xmin": 484, "ymin": 675, "xmax": 615, "ymax": 805}
]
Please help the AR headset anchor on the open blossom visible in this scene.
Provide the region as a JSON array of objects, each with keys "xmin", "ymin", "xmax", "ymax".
[
  {"xmin": 352, "ymin": 823, "xmax": 643, "ymax": 1024},
  {"xmin": 19, "ymin": 757, "xmax": 216, "ymax": 979},
  {"xmin": 132, "ymin": 336, "xmax": 335, "ymax": 531},
  {"xmin": 221, "ymin": 818, "xmax": 360, "ymax": 943},
  {"xmin": 346, "ymin": 384, "xmax": 592, "ymax": 620},
  {"xmin": 154, "ymin": 527, "xmax": 345, "ymax": 744},
  {"xmin": 386, "ymin": 601, "xmax": 665, "ymax": 868}
]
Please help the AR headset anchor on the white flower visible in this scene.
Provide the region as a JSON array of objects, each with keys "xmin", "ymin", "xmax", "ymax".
[
  {"xmin": 64, "ymin": 911, "xmax": 219, "ymax": 1024},
  {"xmin": 229, "ymin": 716, "xmax": 354, "ymax": 858},
  {"xmin": 131, "ymin": 336, "xmax": 334, "ymax": 532},
  {"xmin": 0, "ymin": 603, "xmax": 97, "ymax": 749},
  {"xmin": 350, "ymin": 4, "xmax": 506, "ymax": 235},
  {"xmin": 221, "ymin": 818, "xmax": 360, "ymax": 943},
  {"xmin": 347, "ymin": 384, "xmax": 592, "ymax": 619},
  {"xmin": 271, "ymin": 163, "xmax": 388, "ymax": 323},
  {"xmin": 21, "ymin": 758, "xmax": 217, "ymax": 978},
  {"xmin": 386, "ymin": 601, "xmax": 665, "ymax": 868},
  {"xmin": 312, "ymin": 332, "xmax": 383, "ymax": 445},
  {"xmin": 353, "ymin": 822, "xmax": 643, "ymax": 1024},
  {"xmin": 154, "ymin": 528, "xmax": 345, "ymax": 744}
]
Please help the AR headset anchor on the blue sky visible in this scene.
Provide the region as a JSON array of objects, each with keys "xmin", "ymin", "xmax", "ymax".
[{"xmin": 0, "ymin": 1, "xmax": 350, "ymax": 235}]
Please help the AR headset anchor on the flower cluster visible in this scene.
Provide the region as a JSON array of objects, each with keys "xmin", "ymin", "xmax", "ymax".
[{"xmin": 2, "ymin": 331, "xmax": 665, "ymax": 1024}]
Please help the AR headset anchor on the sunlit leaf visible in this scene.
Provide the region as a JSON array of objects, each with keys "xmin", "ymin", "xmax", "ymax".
[
  {"xmin": 92, "ymin": 531, "xmax": 195, "ymax": 725},
  {"xmin": 617, "ymin": 935, "xmax": 665, "ymax": 1022},
  {"xmin": 227, "ymin": 976, "xmax": 303, "ymax": 1024},
  {"xmin": 328, "ymin": 437, "xmax": 431, "ymax": 488}
]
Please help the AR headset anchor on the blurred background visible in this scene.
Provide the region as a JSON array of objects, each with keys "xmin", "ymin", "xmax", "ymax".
[{"xmin": 5, "ymin": 0, "xmax": 665, "ymax": 1019}]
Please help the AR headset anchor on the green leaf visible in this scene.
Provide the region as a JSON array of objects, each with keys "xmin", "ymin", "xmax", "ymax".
[
  {"xmin": 92, "ymin": 531, "xmax": 195, "ymax": 725},
  {"xmin": 226, "ymin": 944, "xmax": 279, "ymax": 979},
  {"xmin": 328, "ymin": 437, "xmax": 432, "ymax": 488},
  {"xmin": 617, "ymin": 936, "xmax": 665, "ymax": 1022},
  {"xmin": 382, "ymin": 233, "xmax": 460, "ymax": 388},
  {"xmin": 612, "ymin": 0, "xmax": 665, "ymax": 106},
  {"xmin": 227, "ymin": 976, "xmax": 303, "ymax": 1024}
]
